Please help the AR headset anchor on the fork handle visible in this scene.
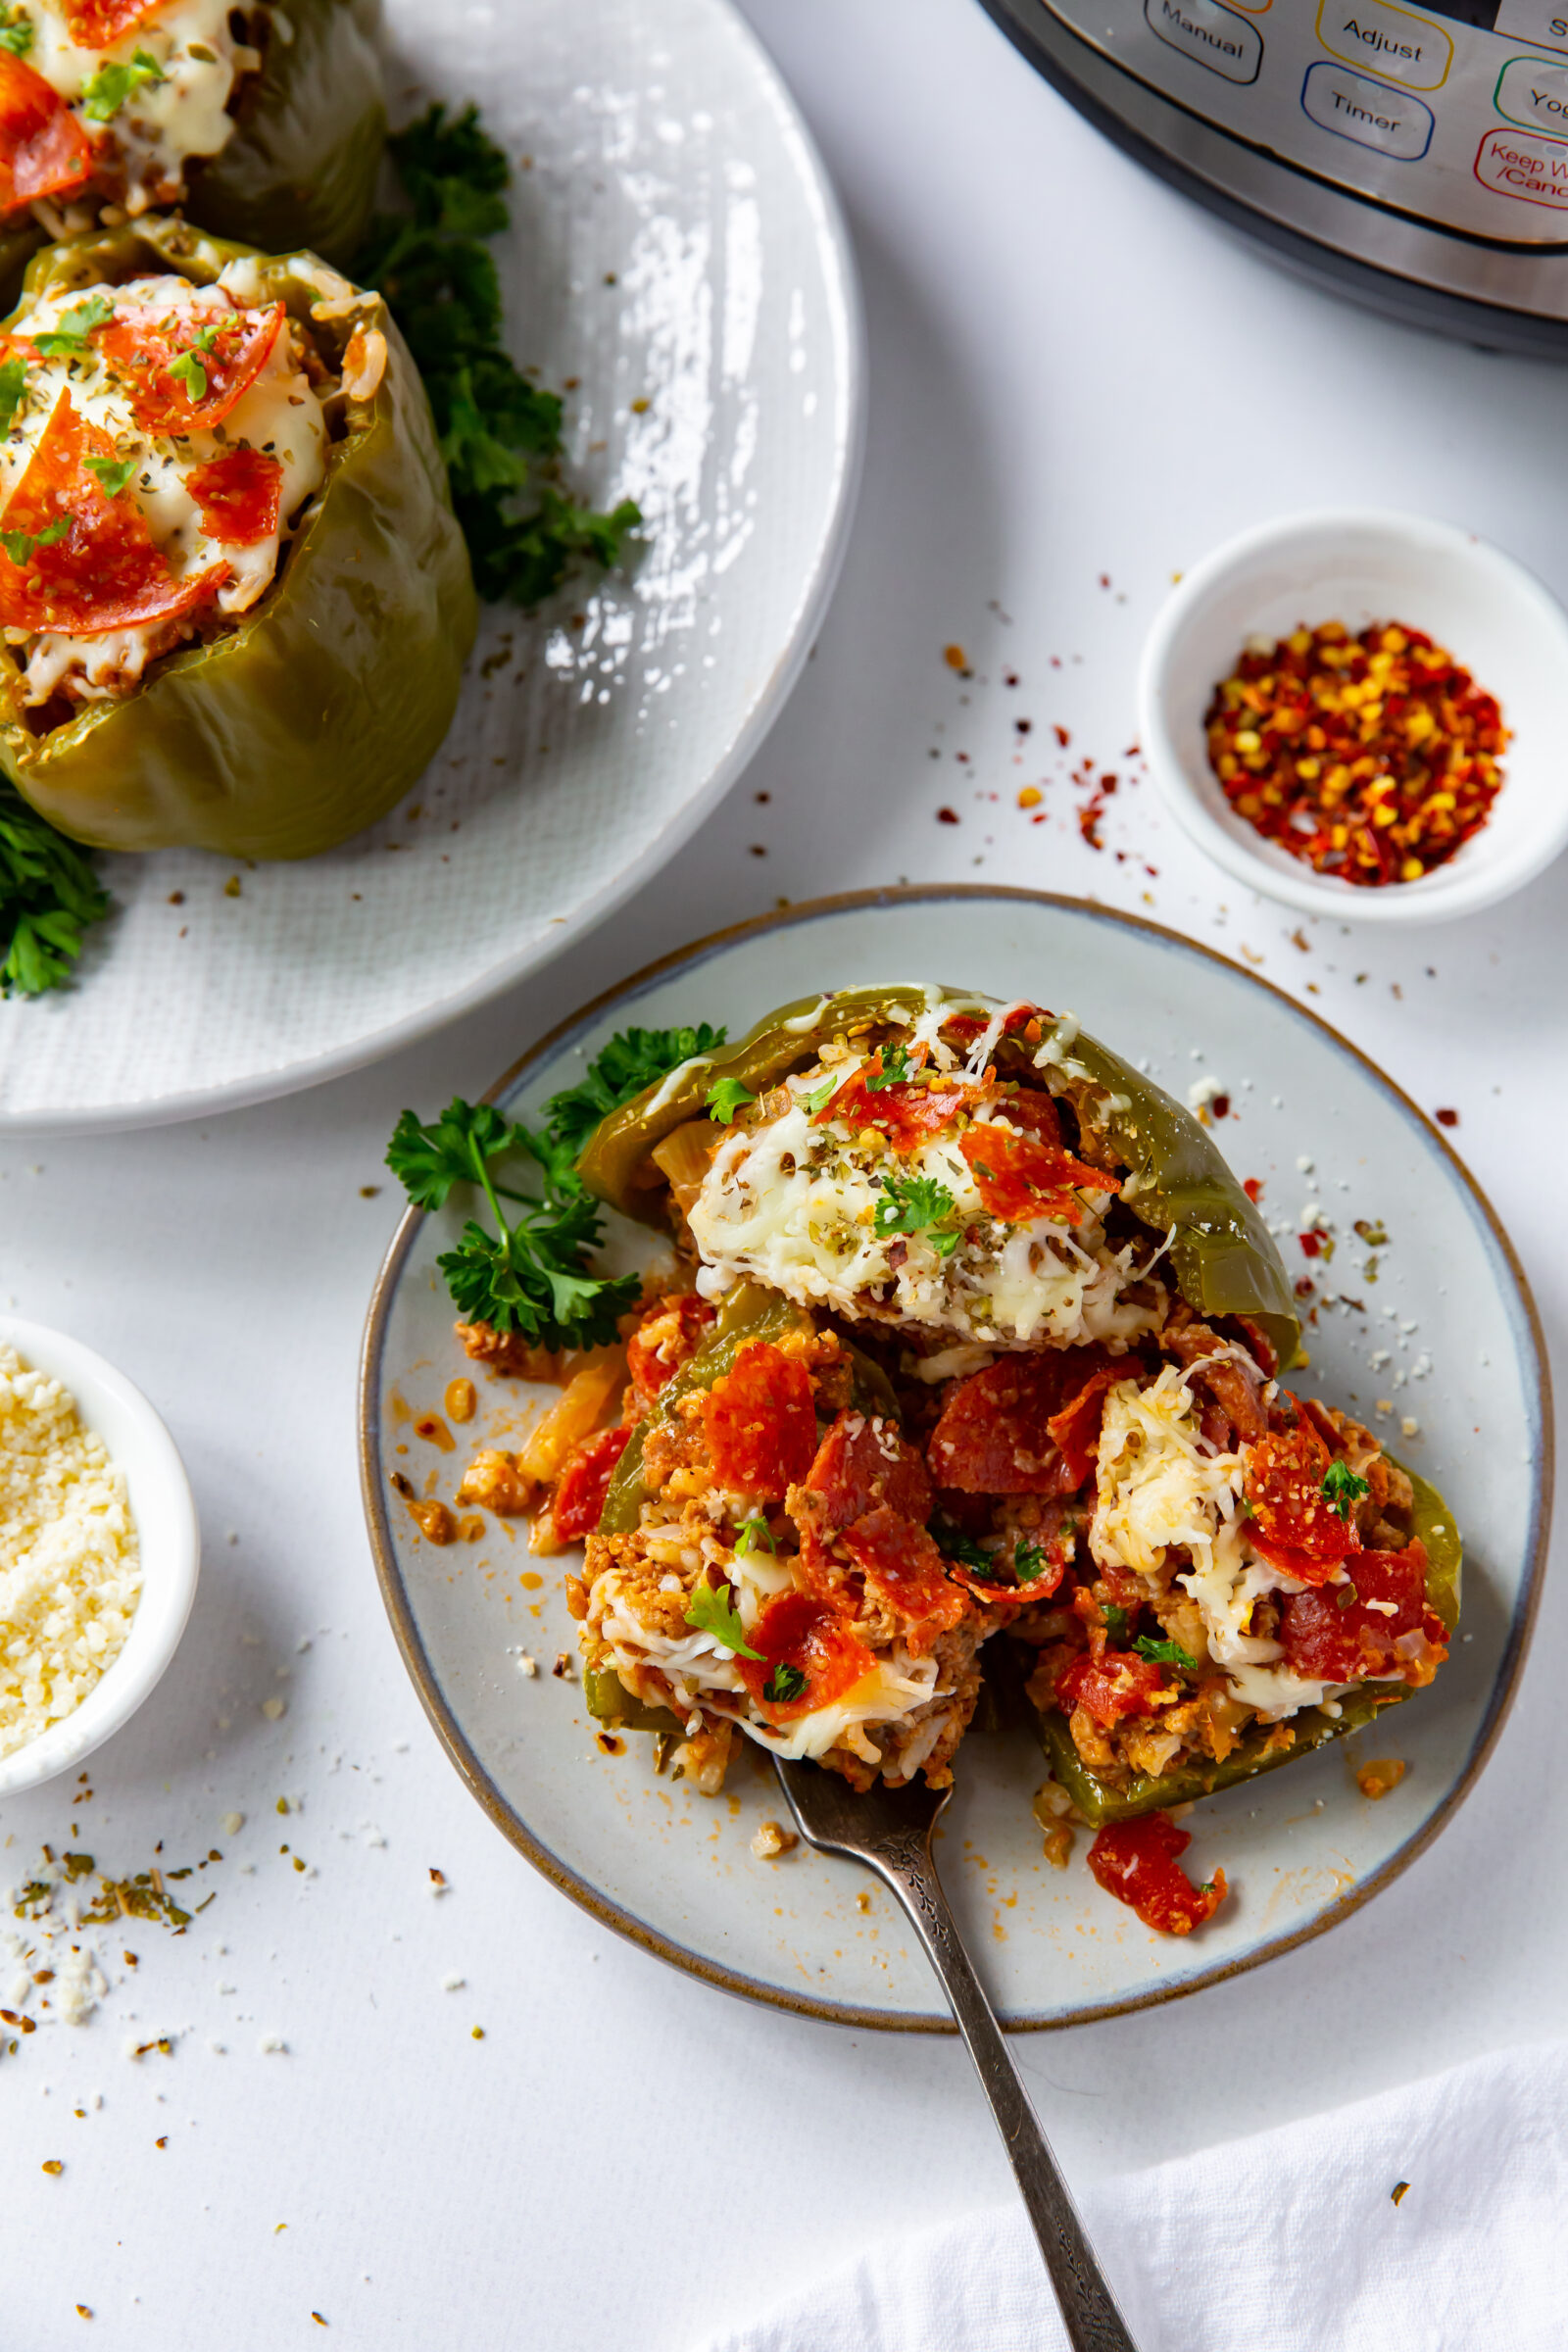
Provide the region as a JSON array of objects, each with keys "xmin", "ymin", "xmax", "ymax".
[{"xmin": 870, "ymin": 1844, "xmax": 1139, "ymax": 2352}]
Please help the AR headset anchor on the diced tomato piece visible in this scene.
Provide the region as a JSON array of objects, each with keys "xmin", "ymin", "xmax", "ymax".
[
  {"xmin": 1244, "ymin": 1427, "xmax": 1357, "ymax": 1563},
  {"xmin": 1278, "ymin": 1541, "xmax": 1439, "ymax": 1684},
  {"xmin": 737, "ymin": 1588, "xmax": 879, "ymax": 1724},
  {"xmin": 0, "ymin": 389, "xmax": 226, "ymax": 635},
  {"xmin": 184, "ymin": 447, "xmax": 284, "ymax": 546},
  {"xmin": 703, "ymin": 1341, "xmax": 816, "ymax": 1501},
  {"xmin": 552, "ymin": 1426, "xmax": 630, "ymax": 1541},
  {"xmin": 1088, "ymin": 1813, "xmax": 1228, "ymax": 1936},
  {"xmin": 0, "ymin": 53, "xmax": 93, "ymax": 212},
  {"xmin": 959, "ymin": 1121, "xmax": 1119, "ymax": 1227},
  {"xmin": 1056, "ymin": 1647, "xmax": 1170, "ymax": 1728},
  {"xmin": 62, "ymin": 0, "xmax": 166, "ymax": 45},
  {"xmin": 813, "ymin": 1053, "xmax": 975, "ymax": 1152},
  {"xmin": 624, "ymin": 1293, "xmax": 714, "ymax": 1404},
  {"xmin": 96, "ymin": 298, "xmax": 286, "ymax": 433},
  {"xmin": 927, "ymin": 1348, "xmax": 1117, "ymax": 1495},
  {"xmin": 837, "ymin": 1505, "xmax": 967, "ymax": 1656},
  {"xmin": 802, "ymin": 1410, "xmax": 931, "ymax": 1533},
  {"xmin": 1047, "ymin": 1364, "xmax": 1128, "ymax": 1488}
]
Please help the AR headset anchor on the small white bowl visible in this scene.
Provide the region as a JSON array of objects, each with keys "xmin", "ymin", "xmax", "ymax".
[
  {"xmin": 1138, "ymin": 509, "xmax": 1568, "ymax": 924},
  {"xmin": 0, "ymin": 1317, "xmax": 199, "ymax": 1797}
]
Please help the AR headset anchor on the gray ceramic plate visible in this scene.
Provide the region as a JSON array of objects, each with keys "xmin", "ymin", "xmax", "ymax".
[{"xmin": 360, "ymin": 889, "xmax": 1550, "ymax": 2030}]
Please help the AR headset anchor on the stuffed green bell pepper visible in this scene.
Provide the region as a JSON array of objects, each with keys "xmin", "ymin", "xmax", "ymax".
[
  {"xmin": 0, "ymin": 214, "xmax": 475, "ymax": 858},
  {"xmin": 575, "ymin": 984, "xmax": 1300, "ymax": 1375},
  {"xmin": 0, "ymin": 0, "xmax": 383, "ymax": 302}
]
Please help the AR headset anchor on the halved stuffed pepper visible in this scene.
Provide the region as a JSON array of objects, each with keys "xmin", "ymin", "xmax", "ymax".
[
  {"xmin": 0, "ymin": 0, "xmax": 383, "ymax": 298},
  {"xmin": 0, "ymin": 215, "xmax": 475, "ymax": 857}
]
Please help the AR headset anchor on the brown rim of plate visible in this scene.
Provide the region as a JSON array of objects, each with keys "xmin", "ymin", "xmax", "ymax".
[{"xmin": 358, "ymin": 884, "xmax": 1553, "ymax": 2034}]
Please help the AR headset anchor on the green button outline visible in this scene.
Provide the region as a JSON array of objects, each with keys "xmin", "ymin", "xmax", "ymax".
[{"xmin": 1494, "ymin": 52, "xmax": 1568, "ymax": 132}]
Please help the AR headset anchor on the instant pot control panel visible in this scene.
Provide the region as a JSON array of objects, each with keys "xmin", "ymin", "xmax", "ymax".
[{"xmin": 1036, "ymin": 0, "xmax": 1568, "ymax": 242}]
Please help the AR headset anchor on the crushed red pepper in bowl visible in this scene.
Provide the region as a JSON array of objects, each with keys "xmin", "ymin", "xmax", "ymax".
[{"xmin": 1204, "ymin": 621, "xmax": 1508, "ymax": 886}]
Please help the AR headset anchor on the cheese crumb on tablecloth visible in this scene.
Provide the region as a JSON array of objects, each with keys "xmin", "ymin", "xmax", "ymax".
[{"xmin": 0, "ymin": 1344, "xmax": 140, "ymax": 1760}]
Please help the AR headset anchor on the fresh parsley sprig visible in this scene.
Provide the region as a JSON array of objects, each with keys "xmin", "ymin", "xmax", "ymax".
[
  {"xmin": 545, "ymin": 1022, "xmax": 725, "ymax": 1155},
  {"xmin": 0, "ymin": 784, "xmax": 110, "ymax": 998},
  {"xmin": 386, "ymin": 1097, "xmax": 637, "ymax": 1349},
  {"xmin": 874, "ymin": 1171, "xmax": 961, "ymax": 1257},
  {"xmin": 763, "ymin": 1662, "xmax": 805, "ymax": 1704},
  {"xmin": 684, "ymin": 1578, "xmax": 760, "ymax": 1659},
  {"xmin": 388, "ymin": 1019, "xmax": 722, "ymax": 1343},
  {"xmin": 734, "ymin": 1515, "xmax": 775, "ymax": 1558},
  {"xmin": 1321, "ymin": 1459, "xmax": 1370, "ymax": 1521},
  {"xmin": 863, "ymin": 1043, "xmax": 912, "ymax": 1092},
  {"xmin": 352, "ymin": 104, "xmax": 640, "ymax": 607},
  {"xmin": 707, "ymin": 1076, "xmax": 755, "ymax": 1126}
]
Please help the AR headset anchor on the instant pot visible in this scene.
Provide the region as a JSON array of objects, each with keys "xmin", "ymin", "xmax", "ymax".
[{"xmin": 980, "ymin": 0, "xmax": 1568, "ymax": 351}]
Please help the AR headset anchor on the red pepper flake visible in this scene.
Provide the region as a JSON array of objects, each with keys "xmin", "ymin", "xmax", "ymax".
[
  {"xmin": 1205, "ymin": 620, "xmax": 1507, "ymax": 886},
  {"xmin": 1053, "ymin": 724, "xmax": 1069, "ymax": 748},
  {"xmin": 936, "ymin": 807, "xmax": 959, "ymax": 825},
  {"xmin": 1211, "ymin": 1094, "xmax": 1230, "ymax": 1120},
  {"xmin": 1435, "ymin": 1107, "xmax": 1459, "ymax": 1128},
  {"xmin": 1298, "ymin": 1231, "xmax": 1323, "ymax": 1257},
  {"xmin": 1243, "ymin": 1177, "xmax": 1264, "ymax": 1203}
]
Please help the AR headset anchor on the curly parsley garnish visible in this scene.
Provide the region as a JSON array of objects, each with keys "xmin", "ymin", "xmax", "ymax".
[
  {"xmin": 0, "ymin": 515, "xmax": 68, "ymax": 568},
  {"xmin": 81, "ymin": 47, "xmax": 165, "ymax": 122},
  {"xmin": 1134, "ymin": 1635, "xmax": 1200, "ymax": 1671},
  {"xmin": 31, "ymin": 294, "xmax": 113, "ymax": 357},
  {"xmin": 84, "ymin": 456, "xmax": 136, "ymax": 498},
  {"xmin": 1102, "ymin": 1603, "xmax": 1129, "ymax": 1642},
  {"xmin": 352, "ymin": 103, "xmax": 640, "ymax": 606},
  {"xmin": 0, "ymin": 784, "xmax": 110, "ymax": 998},
  {"xmin": 684, "ymin": 1578, "xmax": 760, "ymax": 1659},
  {"xmin": 734, "ymin": 1515, "xmax": 775, "ymax": 1558},
  {"xmin": 938, "ymin": 1528, "xmax": 995, "ymax": 1575},
  {"xmin": 1321, "ymin": 1459, "xmax": 1370, "ymax": 1521},
  {"xmin": 1013, "ymin": 1540, "xmax": 1050, "ymax": 1584},
  {"xmin": 874, "ymin": 1172, "xmax": 961, "ymax": 1257},
  {"xmin": 0, "ymin": 9, "xmax": 33, "ymax": 56},
  {"xmin": 386, "ymin": 1096, "xmax": 638, "ymax": 1350},
  {"xmin": 545, "ymin": 1021, "xmax": 725, "ymax": 1156},
  {"xmin": 763, "ymin": 1662, "xmax": 806, "ymax": 1704},
  {"xmin": 707, "ymin": 1076, "xmax": 756, "ymax": 1126}
]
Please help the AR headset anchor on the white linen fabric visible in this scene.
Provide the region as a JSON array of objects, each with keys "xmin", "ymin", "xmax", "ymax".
[{"xmin": 694, "ymin": 2041, "xmax": 1568, "ymax": 2352}]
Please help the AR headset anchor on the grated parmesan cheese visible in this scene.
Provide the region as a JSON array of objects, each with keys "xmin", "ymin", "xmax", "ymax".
[{"xmin": 0, "ymin": 1344, "xmax": 141, "ymax": 1760}]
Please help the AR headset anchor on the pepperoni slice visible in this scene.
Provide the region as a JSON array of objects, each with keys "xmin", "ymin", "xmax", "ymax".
[
  {"xmin": 1047, "ymin": 1364, "xmax": 1129, "ymax": 1489},
  {"xmin": 837, "ymin": 1505, "xmax": 967, "ymax": 1656},
  {"xmin": 801, "ymin": 1410, "xmax": 932, "ymax": 1533},
  {"xmin": 927, "ymin": 1348, "xmax": 1118, "ymax": 1495},
  {"xmin": 991, "ymin": 1087, "xmax": 1062, "ymax": 1145},
  {"xmin": 944, "ymin": 1522, "xmax": 1073, "ymax": 1606},
  {"xmin": 736, "ymin": 1588, "xmax": 879, "ymax": 1725},
  {"xmin": 959, "ymin": 1121, "xmax": 1119, "ymax": 1227},
  {"xmin": 813, "ymin": 1054, "xmax": 977, "ymax": 1153},
  {"xmin": 62, "ymin": 0, "xmax": 167, "ymax": 44},
  {"xmin": 1088, "ymin": 1813, "xmax": 1228, "ymax": 1936},
  {"xmin": 184, "ymin": 447, "xmax": 284, "ymax": 546},
  {"xmin": 0, "ymin": 52, "xmax": 93, "ymax": 211},
  {"xmin": 1056, "ymin": 1647, "xmax": 1170, "ymax": 1728},
  {"xmin": 552, "ymin": 1426, "xmax": 630, "ymax": 1542},
  {"xmin": 1244, "ymin": 1427, "xmax": 1358, "ymax": 1563},
  {"xmin": 96, "ymin": 298, "xmax": 286, "ymax": 433},
  {"xmin": 1246, "ymin": 1530, "xmax": 1345, "ymax": 1591},
  {"xmin": 0, "ymin": 389, "xmax": 226, "ymax": 635},
  {"xmin": 1278, "ymin": 1541, "xmax": 1442, "ymax": 1684},
  {"xmin": 703, "ymin": 1341, "xmax": 817, "ymax": 1501}
]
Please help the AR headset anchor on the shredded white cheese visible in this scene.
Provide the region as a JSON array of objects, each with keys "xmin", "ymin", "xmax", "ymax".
[
  {"xmin": 0, "ymin": 1342, "xmax": 141, "ymax": 1761},
  {"xmin": 26, "ymin": 0, "xmax": 260, "ymax": 214}
]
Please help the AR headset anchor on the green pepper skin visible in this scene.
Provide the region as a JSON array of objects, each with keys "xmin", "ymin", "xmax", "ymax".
[
  {"xmin": 576, "ymin": 985, "xmax": 1299, "ymax": 1370},
  {"xmin": 0, "ymin": 219, "xmax": 476, "ymax": 858},
  {"xmin": 1029, "ymin": 1461, "xmax": 1461, "ymax": 1828},
  {"xmin": 583, "ymin": 1667, "xmax": 682, "ymax": 1736},
  {"xmin": 185, "ymin": 0, "xmax": 387, "ymax": 269}
]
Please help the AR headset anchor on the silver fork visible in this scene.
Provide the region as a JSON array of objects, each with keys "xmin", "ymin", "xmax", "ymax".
[{"xmin": 773, "ymin": 1757, "xmax": 1139, "ymax": 2352}]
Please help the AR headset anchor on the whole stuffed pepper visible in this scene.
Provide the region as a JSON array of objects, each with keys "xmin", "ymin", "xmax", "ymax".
[
  {"xmin": 0, "ymin": 215, "xmax": 475, "ymax": 857},
  {"xmin": 0, "ymin": 0, "xmax": 384, "ymax": 299}
]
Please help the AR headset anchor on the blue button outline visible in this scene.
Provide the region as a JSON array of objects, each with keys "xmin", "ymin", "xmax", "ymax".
[{"xmin": 1299, "ymin": 57, "xmax": 1435, "ymax": 158}]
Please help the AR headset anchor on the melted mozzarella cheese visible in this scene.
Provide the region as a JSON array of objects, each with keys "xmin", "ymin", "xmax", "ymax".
[
  {"xmin": 3, "ymin": 272, "xmax": 328, "ymax": 703},
  {"xmin": 688, "ymin": 1060, "xmax": 1165, "ymax": 1350},
  {"xmin": 1092, "ymin": 1366, "xmax": 1342, "ymax": 1719},
  {"xmin": 27, "ymin": 0, "xmax": 259, "ymax": 212}
]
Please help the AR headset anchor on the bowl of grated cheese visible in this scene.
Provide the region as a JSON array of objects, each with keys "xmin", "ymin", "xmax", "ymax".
[{"xmin": 0, "ymin": 1317, "xmax": 199, "ymax": 1797}]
